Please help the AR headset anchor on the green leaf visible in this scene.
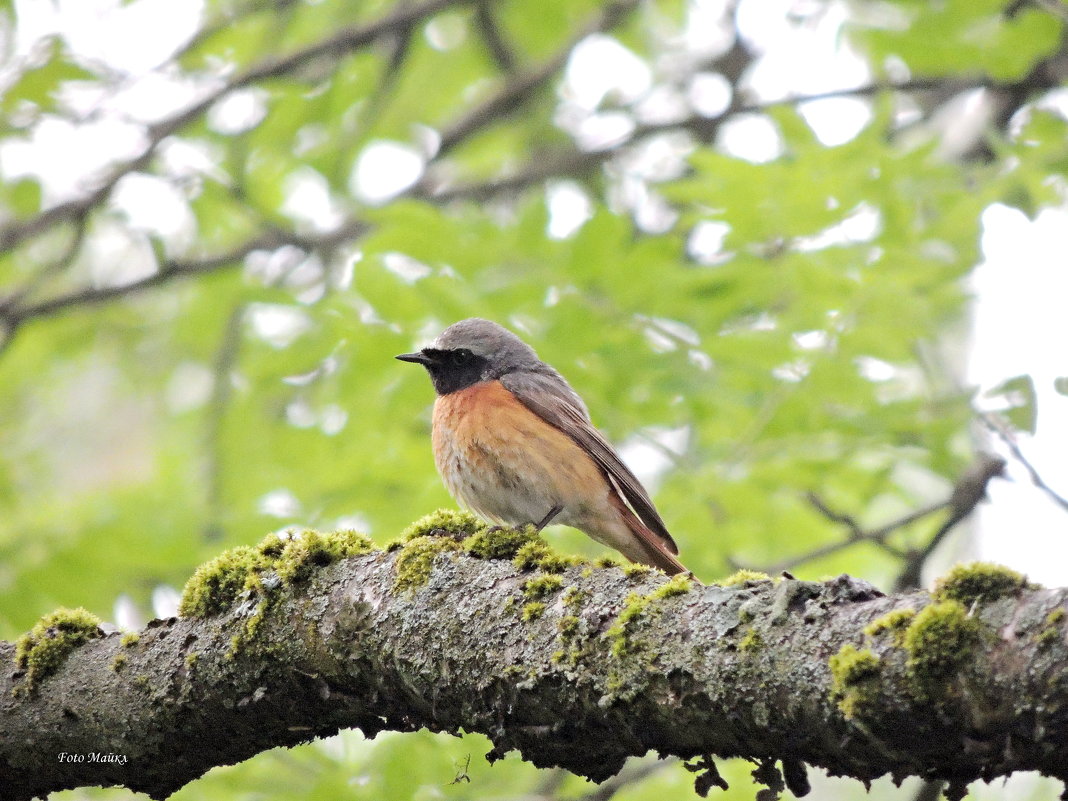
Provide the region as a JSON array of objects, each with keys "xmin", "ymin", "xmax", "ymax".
[
  {"xmin": 7, "ymin": 178, "xmax": 41, "ymax": 217},
  {"xmin": 984, "ymin": 374, "xmax": 1038, "ymax": 435},
  {"xmin": 0, "ymin": 38, "xmax": 95, "ymax": 117}
]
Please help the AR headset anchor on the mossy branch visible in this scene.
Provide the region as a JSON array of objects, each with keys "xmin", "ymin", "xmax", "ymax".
[{"xmin": 1, "ymin": 516, "xmax": 1068, "ymax": 800}]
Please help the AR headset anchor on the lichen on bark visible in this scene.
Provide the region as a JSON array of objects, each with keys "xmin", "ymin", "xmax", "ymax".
[{"xmin": 3, "ymin": 515, "xmax": 1068, "ymax": 801}]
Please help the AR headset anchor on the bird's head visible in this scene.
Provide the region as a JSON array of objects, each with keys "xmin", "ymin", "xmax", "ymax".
[{"xmin": 396, "ymin": 317, "xmax": 540, "ymax": 395}]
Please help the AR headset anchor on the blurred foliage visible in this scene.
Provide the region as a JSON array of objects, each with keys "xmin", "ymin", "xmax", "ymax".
[{"xmin": 1, "ymin": 0, "xmax": 1066, "ymax": 798}]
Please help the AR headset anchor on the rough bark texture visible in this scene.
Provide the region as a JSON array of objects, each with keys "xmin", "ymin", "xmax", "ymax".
[{"xmin": 2, "ymin": 543, "xmax": 1068, "ymax": 800}]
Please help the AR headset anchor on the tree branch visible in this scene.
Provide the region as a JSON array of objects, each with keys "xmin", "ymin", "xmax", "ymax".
[
  {"xmin": 893, "ymin": 453, "xmax": 1007, "ymax": 591},
  {"xmin": 3, "ymin": 218, "xmax": 368, "ymax": 327},
  {"xmin": 427, "ymin": 74, "xmax": 1060, "ymax": 203},
  {"xmin": 2, "ymin": 534, "xmax": 1067, "ymax": 800},
  {"xmin": 742, "ymin": 454, "xmax": 1006, "ymax": 581},
  {"xmin": 0, "ymin": 0, "xmax": 468, "ymax": 255},
  {"xmin": 981, "ymin": 413, "xmax": 1068, "ymax": 514},
  {"xmin": 0, "ymin": 0, "xmax": 635, "ymax": 334},
  {"xmin": 431, "ymin": 0, "xmax": 640, "ymax": 159}
]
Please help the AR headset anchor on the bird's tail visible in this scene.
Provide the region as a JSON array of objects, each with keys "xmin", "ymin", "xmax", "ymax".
[{"xmin": 609, "ymin": 496, "xmax": 694, "ymax": 577}]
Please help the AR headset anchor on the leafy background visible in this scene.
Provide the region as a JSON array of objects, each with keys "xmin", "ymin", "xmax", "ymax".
[{"xmin": 1, "ymin": 0, "xmax": 1066, "ymax": 798}]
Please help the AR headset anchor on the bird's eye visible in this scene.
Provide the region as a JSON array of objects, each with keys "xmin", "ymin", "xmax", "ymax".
[{"xmin": 451, "ymin": 349, "xmax": 472, "ymax": 366}]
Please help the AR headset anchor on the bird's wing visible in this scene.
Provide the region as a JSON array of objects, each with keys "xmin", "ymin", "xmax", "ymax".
[{"xmin": 500, "ymin": 371, "xmax": 678, "ymax": 554}]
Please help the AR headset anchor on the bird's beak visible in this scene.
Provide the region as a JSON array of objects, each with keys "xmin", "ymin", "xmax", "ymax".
[{"xmin": 396, "ymin": 350, "xmax": 432, "ymax": 365}]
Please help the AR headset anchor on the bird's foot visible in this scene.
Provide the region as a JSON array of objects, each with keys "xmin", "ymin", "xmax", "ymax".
[{"xmin": 533, "ymin": 504, "xmax": 563, "ymax": 533}]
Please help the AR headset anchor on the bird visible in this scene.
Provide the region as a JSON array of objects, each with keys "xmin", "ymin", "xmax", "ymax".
[{"xmin": 396, "ymin": 317, "xmax": 690, "ymax": 575}]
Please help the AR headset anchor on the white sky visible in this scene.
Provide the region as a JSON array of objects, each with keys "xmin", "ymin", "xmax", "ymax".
[{"xmin": 969, "ymin": 205, "xmax": 1068, "ymax": 587}]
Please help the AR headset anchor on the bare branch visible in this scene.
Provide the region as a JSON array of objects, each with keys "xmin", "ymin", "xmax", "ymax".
[
  {"xmin": 0, "ymin": 0, "xmax": 469, "ymax": 255},
  {"xmin": 432, "ymin": 0, "xmax": 640, "ymax": 159},
  {"xmin": 981, "ymin": 413, "xmax": 1068, "ymax": 514},
  {"xmin": 426, "ymin": 75, "xmax": 1056, "ymax": 203},
  {"xmin": 578, "ymin": 758, "xmax": 679, "ymax": 801},
  {"xmin": 748, "ymin": 494, "xmax": 939, "ymax": 577},
  {"xmin": 474, "ymin": 1, "xmax": 518, "ymax": 73},
  {"xmin": 894, "ymin": 453, "xmax": 1007, "ymax": 591},
  {"xmin": 1027, "ymin": 0, "xmax": 1068, "ymax": 22},
  {"xmin": 746, "ymin": 454, "xmax": 1006, "ymax": 581},
  {"xmin": 0, "ymin": 0, "xmax": 637, "ymax": 331},
  {"xmin": 4, "ymin": 218, "xmax": 367, "ymax": 326}
]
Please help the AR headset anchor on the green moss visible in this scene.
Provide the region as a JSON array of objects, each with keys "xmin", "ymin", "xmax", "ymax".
[
  {"xmin": 513, "ymin": 541, "xmax": 550, "ymax": 571},
  {"xmin": 511, "ymin": 540, "xmax": 583, "ymax": 572},
  {"xmin": 111, "ymin": 652, "xmax": 127, "ymax": 672},
  {"xmin": 521, "ymin": 601, "xmax": 546, "ymax": 622},
  {"xmin": 561, "ymin": 586, "xmax": 586, "ymax": 610},
  {"xmin": 273, "ymin": 529, "xmax": 374, "ymax": 583},
  {"xmin": 186, "ymin": 652, "xmax": 199, "ymax": 668},
  {"xmin": 179, "ymin": 529, "xmax": 375, "ymax": 619},
  {"xmin": 903, "ymin": 600, "xmax": 981, "ymax": 699},
  {"xmin": 933, "ymin": 562, "xmax": 1036, "ymax": 606},
  {"xmin": 863, "ymin": 608, "xmax": 916, "ymax": 645},
  {"xmin": 400, "ymin": 508, "xmax": 486, "ymax": 541},
  {"xmin": 558, "ymin": 615, "xmax": 580, "ymax": 638},
  {"xmin": 622, "ymin": 563, "xmax": 653, "ymax": 577},
  {"xmin": 179, "ymin": 545, "xmax": 263, "ymax": 618},
  {"xmin": 120, "ymin": 633, "xmax": 140, "ymax": 648},
  {"xmin": 1035, "ymin": 607, "xmax": 1065, "ymax": 647},
  {"xmin": 720, "ymin": 569, "xmax": 772, "ymax": 586},
  {"xmin": 243, "ymin": 599, "xmax": 270, "ymax": 642},
  {"xmin": 393, "ymin": 536, "xmax": 463, "ymax": 592},
  {"xmin": 595, "ymin": 555, "xmax": 621, "ymax": 568},
  {"xmin": 651, "ymin": 573, "xmax": 694, "ymax": 599},
  {"xmin": 14, "ymin": 608, "xmax": 103, "ymax": 691},
  {"xmin": 829, "ymin": 644, "xmax": 881, "ymax": 719},
  {"xmin": 739, "ymin": 629, "xmax": 763, "ymax": 652},
  {"xmin": 606, "ymin": 574, "xmax": 693, "ymax": 658},
  {"xmin": 464, "ymin": 525, "xmax": 538, "ymax": 559},
  {"xmin": 523, "ymin": 575, "xmax": 564, "ymax": 600}
]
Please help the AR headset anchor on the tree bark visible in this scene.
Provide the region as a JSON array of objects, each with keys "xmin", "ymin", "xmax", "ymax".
[{"xmin": 2, "ymin": 544, "xmax": 1067, "ymax": 800}]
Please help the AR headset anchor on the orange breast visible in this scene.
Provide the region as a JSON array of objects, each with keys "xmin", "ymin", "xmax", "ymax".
[{"xmin": 431, "ymin": 380, "xmax": 609, "ymax": 525}]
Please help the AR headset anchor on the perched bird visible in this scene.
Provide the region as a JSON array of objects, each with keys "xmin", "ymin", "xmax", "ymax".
[{"xmin": 397, "ymin": 318, "xmax": 689, "ymax": 575}]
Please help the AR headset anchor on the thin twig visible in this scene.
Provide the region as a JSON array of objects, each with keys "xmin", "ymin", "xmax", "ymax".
[
  {"xmin": 431, "ymin": 0, "xmax": 640, "ymax": 160},
  {"xmin": 893, "ymin": 453, "xmax": 1007, "ymax": 591},
  {"xmin": 0, "ymin": 0, "xmax": 470, "ymax": 255},
  {"xmin": 202, "ymin": 303, "xmax": 248, "ymax": 542},
  {"xmin": 1032, "ymin": 0, "xmax": 1068, "ymax": 22},
  {"xmin": 0, "ymin": 210, "xmax": 89, "ymax": 313},
  {"xmin": 579, "ymin": 758, "xmax": 678, "ymax": 801},
  {"xmin": 474, "ymin": 0, "xmax": 518, "ymax": 72},
  {"xmin": 912, "ymin": 779, "xmax": 947, "ymax": 801},
  {"xmin": 981, "ymin": 412, "xmax": 1068, "ymax": 514},
  {"xmin": 5, "ymin": 219, "xmax": 367, "ymax": 325},
  {"xmin": 745, "ymin": 454, "xmax": 1006, "ymax": 580},
  {"xmin": 748, "ymin": 493, "xmax": 929, "ymax": 575},
  {"xmin": 535, "ymin": 767, "xmax": 570, "ymax": 793},
  {"xmin": 358, "ymin": 19, "xmax": 417, "ymax": 127},
  {"xmin": 0, "ymin": 0, "xmax": 637, "ymax": 333},
  {"xmin": 427, "ymin": 74, "xmax": 1056, "ymax": 203}
]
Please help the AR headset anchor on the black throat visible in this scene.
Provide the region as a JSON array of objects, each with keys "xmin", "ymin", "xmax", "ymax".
[{"xmin": 422, "ymin": 349, "xmax": 492, "ymax": 395}]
